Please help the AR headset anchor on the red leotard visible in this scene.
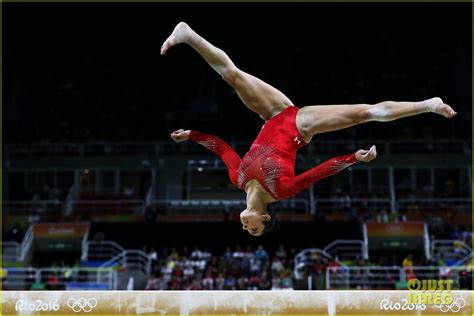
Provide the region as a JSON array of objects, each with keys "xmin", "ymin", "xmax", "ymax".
[{"xmin": 189, "ymin": 106, "xmax": 358, "ymax": 200}]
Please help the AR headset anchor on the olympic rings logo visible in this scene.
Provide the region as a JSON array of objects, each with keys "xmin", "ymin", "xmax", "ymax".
[
  {"xmin": 67, "ymin": 297, "xmax": 98, "ymax": 313},
  {"xmin": 435, "ymin": 297, "xmax": 466, "ymax": 313}
]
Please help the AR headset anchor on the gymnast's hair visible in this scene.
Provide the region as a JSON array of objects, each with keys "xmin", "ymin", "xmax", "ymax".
[{"xmin": 262, "ymin": 208, "xmax": 280, "ymax": 235}]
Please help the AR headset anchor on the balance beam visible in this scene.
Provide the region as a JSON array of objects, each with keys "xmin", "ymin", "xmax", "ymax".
[{"xmin": 2, "ymin": 290, "xmax": 472, "ymax": 315}]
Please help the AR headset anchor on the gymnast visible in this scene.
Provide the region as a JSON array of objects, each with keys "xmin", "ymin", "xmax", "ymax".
[{"xmin": 162, "ymin": 22, "xmax": 457, "ymax": 236}]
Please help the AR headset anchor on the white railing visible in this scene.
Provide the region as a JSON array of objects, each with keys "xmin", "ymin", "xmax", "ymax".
[
  {"xmin": 431, "ymin": 239, "xmax": 472, "ymax": 263},
  {"xmin": 402, "ymin": 266, "xmax": 468, "ymax": 289},
  {"xmin": 81, "ymin": 228, "xmax": 91, "ymax": 262},
  {"xmin": 322, "ymin": 240, "xmax": 365, "ymax": 262},
  {"xmin": 294, "ymin": 248, "xmax": 334, "ymax": 280},
  {"xmin": 423, "ymin": 224, "xmax": 431, "ymax": 260},
  {"xmin": 2, "ymin": 267, "xmax": 117, "ymax": 290},
  {"xmin": 67, "ymin": 199, "xmax": 145, "ymax": 216},
  {"xmin": 100, "ymin": 250, "xmax": 152, "ymax": 275},
  {"xmin": 326, "ymin": 266, "xmax": 403, "ymax": 289},
  {"xmin": 19, "ymin": 226, "xmax": 34, "ymax": 261},
  {"xmin": 2, "ymin": 242, "xmax": 20, "ymax": 262},
  {"xmin": 2, "ymin": 200, "xmax": 63, "ymax": 214},
  {"xmin": 86, "ymin": 240, "xmax": 151, "ymax": 275},
  {"xmin": 314, "ymin": 198, "xmax": 392, "ymax": 214},
  {"xmin": 389, "ymin": 140, "xmax": 469, "ymax": 154},
  {"xmin": 126, "ymin": 276, "xmax": 135, "ymax": 290},
  {"xmin": 84, "ymin": 240, "xmax": 125, "ymax": 262},
  {"xmin": 5, "ymin": 139, "xmax": 470, "ymax": 158},
  {"xmin": 397, "ymin": 198, "xmax": 472, "ymax": 213},
  {"xmin": 325, "ymin": 264, "xmax": 472, "ymax": 290},
  {"xmin": 2, "ymin": 267, "xmax": 40, "ymax": 290},
  {"xmin": 1, "ymin": 198, "xmax": 470, "ymax": 217},
  {"xmin": 362, "ymin": 224, "xmax": 369, "ymax": 260},
  {"xmin": 150, "ymin": 199, "xmax": 309, "ymax": 213},
  {"xmin": 2, "ymin": 227, "xmax": 34, "ymax": 263},
  {"xmin": 452, "ymin": 252, "xmax": 472, "ymax": 267}
]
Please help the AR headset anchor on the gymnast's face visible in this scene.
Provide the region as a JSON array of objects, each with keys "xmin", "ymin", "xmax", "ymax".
[{"xmin": 240, "ymin": 209, "xmax": 270, "ymax": 237}]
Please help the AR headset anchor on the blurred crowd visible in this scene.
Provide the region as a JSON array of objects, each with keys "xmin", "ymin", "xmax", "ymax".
[
  {"xmin": 144, "ymin": 245, "xmax": 298, "ymax": 291},
  {"xmin": 143, "ymin": 244, "xmax": 473, "ymax": 291}
]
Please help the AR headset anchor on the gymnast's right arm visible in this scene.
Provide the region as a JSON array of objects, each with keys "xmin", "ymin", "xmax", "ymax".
[{"xmin": 170, "ymin": 129, "xmax": 241, "ymax": 186}]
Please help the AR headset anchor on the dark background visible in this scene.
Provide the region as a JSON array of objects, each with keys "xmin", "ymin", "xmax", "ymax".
[{"xmin": 4, "ymin": 3, "xmax": 471, "ymax": 144}]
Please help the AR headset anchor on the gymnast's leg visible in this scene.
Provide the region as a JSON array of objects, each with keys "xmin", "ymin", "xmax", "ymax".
[
  {"xmin": 296, "ymin": 97, "xmax": 457, "ymax": 143},
  {"xmin": 161, "ymin": 22, "xmax": 292, "ymax": 120}
]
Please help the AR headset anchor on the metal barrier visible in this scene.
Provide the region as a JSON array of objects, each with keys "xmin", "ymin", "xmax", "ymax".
[
  {"xmin": 326, "ymin": 266, "xmax": 403, "ymax": 289},
  {"xmin": 19, "ymin": 226, "xmax": 34, "ymax": 261},
  {"xmin": 294, "ymin": 248, "xmax": 334, "ymax": 280},
  {"xmin": 126, "ymin": 276, "xmax": 135, "ymax": 290},
  {"xmin": 389, "ymin": 140, "xmax": 469, "ymax": 154},
  {"xmin": 2, "ymin": 267, "xmax": 39, "ymax": 290},
  {"xmin": 2, "ymin": 267, "xmax": 117, "ymax": 290},
  {"xmin": 151, "ymin": 199, "xmax": 245, "ymax": 214},
  {"xmin": 100, "ymin": 250, "xmax": 152, "ymax": 275},
  {"xmin": 150, "ymin": 199, "xmax": 309, "ymax": 214},
  {"xmin": 2, "ymin": 201, "xmax": 63, "ymax": 215},
  {"xmin": 0, "ymin": 197, "xmax": 469, "ymax": 217},
  {"xmin": 307, "ymin": 140, "xmax": 390, "ymax": 155},
  {"xmin": 5, "ymin": 139, "xmax": 470, "ymax": 158},
  {"xmin": 314, "ymin": 198, "xmax": 392, "ymax": 214},
  {"xmin": 452, "ymin": 252, "xmax": 472, "ymax": 267},
  {"xmin": 83, "ymin": 241, "xmax": 126, "ymax": 262},
  {"xmin": 82, "ymin": 240, "xmax": 152, "ymax": 276},
  {"xmin": 2, "ymin": 242, "xmax": 20, "ymax": 262},
  {"xmin": 403, "ymin": 266, "xmax": 468, "ymax": 289},
  {"xmin": 397, "ymin": 198, "xmax": 472, "ymax": 213},
  {"xmin": 431, "ymin": 239, "xmax": 472, "ymax": 263},
  {"xmin": 80, "ymin": 228, "xmax": 91, "ymax": 262},
  {"xmin": 67, "ymin": 199, "xmax": 145, "ymax": 216},
  {"xmin": 325, "ymin": 265, "xmax": 471, "ymax": 290},
  {"xmin": 83, "ymin": 143, "xmax": 158, "ymax": 157},
  {"xmin": 2, "ymin": 228, "xmax": 33, "ymax": 263},
  {"xmin": 323, "ymin": 240, "xmax": 366, "ymax": 261}
]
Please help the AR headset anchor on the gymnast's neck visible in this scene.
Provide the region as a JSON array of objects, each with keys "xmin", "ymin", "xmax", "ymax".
[{"xmin": 244, "ymin": 179, "xmax": 274, "ymax": 213}]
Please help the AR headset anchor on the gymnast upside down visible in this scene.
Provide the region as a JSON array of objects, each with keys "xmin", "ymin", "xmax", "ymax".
[{"xmin": 162, "ymin": 22, "xmax": 457, "ymax": 237}]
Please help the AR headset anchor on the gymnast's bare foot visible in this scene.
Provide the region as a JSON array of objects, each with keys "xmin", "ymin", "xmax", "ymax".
[
  {"xmin": 422, "ymin": 97, "xmax": 457, "ymax": 118},
  {"xmin": 161, "ymin": 22, "xmax": 191, "ymax": 55}
]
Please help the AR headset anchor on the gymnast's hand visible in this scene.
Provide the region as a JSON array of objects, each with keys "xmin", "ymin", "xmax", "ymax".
[
  {"xmin": 355, "ymin": 145, "xmax": 377, "ymax": 162},
  {"xmin": 170, "ymin": 129, "xmax": 191, "ymax": 142}
]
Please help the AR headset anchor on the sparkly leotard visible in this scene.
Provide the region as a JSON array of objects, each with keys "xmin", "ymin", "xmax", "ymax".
[{"xmin": 189, "ymin": 106, "xmax": 358, "ymax": 200}]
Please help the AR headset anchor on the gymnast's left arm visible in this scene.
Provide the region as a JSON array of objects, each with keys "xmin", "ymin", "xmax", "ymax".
[{"xmin": 281, "ymin": 145, "xmax": 377, "ymax": 196}]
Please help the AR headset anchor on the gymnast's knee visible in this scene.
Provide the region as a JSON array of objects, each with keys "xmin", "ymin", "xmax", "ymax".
[
  {"xmin": 354, "ymin": 105, "xmax": 373, "ymax": 123},
  {"xmin": 221, "ymin": 66, "xmax": 241, "ymax": 85}
]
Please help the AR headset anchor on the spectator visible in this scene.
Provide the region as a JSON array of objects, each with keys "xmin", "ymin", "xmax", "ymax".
[
  {"xmin": 402, "ymin": 254, "xmax": 415, "ymax": 280},
  {"xmin": 222, "ymin": 247, "xmax": 233, "ymax": 263},
  {"xmin": 271, "ymin": 258, "xmax": 284, "ymax": 276},
  {"xmin": 275, "ymin": 244, "xmax": 287, "ymax": 259},
  {"xmin": 258, "ymin": 271, "xmax": 271, "ymax": 290},
  {"xmin": 233, "ymin": 246, "xmax": 244, "ymax": 259},
  {"xmin": 224, "ymin": 275, "xmax": 236, "ymax": 290},
  {"xmin": 248, "ymin": 273, "xmax": 260, "ymax": 290},
  {"xmin": 146, "ymin": 273, "xmax": 163, "ymax": 290},
  {"xmin": 215, "ymin": 273, "xmax": 225, "ymax": 290},
  {"xmin": 148, "ymin": 246, "xmax": 158, "ymax": 262},
  {"xmin": 202, "ymin": 272, "xmax": 214, "ymax": 290},
  {"xmin": 255, "ymin": 245, "xmax": 269, "ymax": 263}
]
